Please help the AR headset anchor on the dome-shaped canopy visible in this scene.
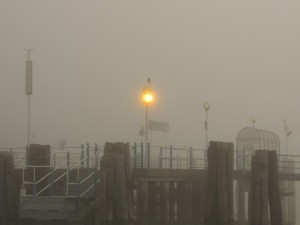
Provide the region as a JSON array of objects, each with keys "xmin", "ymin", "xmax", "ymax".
[{"xmin": 236, "ymin": 127, "xmax": 280, "ymax": 152}]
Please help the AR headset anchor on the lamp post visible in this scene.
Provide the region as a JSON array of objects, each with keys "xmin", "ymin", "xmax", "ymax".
[
  {"xmin": 251, "ymin": 116, "xmax": 256, "ymax": 128},
  {"xmin": 25, "ymin": 49, "xmax": 34, "ymax": 150},
  {"xmin": 203, "ymin": 102, "xmax": 210, "ymax": 150},
  {"xmin": 139, "ymin": 125, "xmax": 145, "ymax": 144},
  {"xmin": 283, "ymin": 120, "xmax": 292, "ymax": 157},
  {"xmin": 142, "ymin": 78, "xmax": 154, "ymax": 165}
]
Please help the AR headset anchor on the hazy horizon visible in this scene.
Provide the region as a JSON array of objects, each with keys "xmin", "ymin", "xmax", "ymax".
[{"xmin": 1, "ymin": 1, "xmax": 300, "ymax": 153}]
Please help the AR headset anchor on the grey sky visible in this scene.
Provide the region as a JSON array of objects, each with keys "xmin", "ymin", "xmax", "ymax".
[{"xmin": 1, "ymin": 1, "xmax": 300, "ymax": 152}]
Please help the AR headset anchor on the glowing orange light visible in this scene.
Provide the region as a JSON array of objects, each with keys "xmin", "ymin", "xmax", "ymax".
[{"xmin": 142, "ymin": 87, "xmax": 154, "ymax": 105}]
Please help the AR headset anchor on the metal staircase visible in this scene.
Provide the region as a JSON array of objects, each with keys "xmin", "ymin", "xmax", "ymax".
[{"xmin": 19, "ymin": 149, "xmax": 101, "ymax": 224}]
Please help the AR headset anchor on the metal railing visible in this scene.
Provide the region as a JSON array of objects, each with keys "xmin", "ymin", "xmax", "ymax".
[
  {"xmin": 18, "ymin": 144, "xmax": 102, "ymax": 201},
  {"xmin": 3, "ymin": 143, "xmax": 300, "ymax": 176},
  {"xmin": 131, "ymin": 143, "xmax": 207, "ymax": 169}
]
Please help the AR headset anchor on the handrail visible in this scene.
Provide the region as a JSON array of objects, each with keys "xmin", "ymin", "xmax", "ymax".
[
  {"xmin": 80, "ymin": 170, "xmax": 97, "ymax": 185},
  {"xmin": 80, "ymin": 178, "xmax": 100, "ymax": 197},
  {"xmin": 33, "ymin": 158, "xmax": 85, "ymax": 196}
]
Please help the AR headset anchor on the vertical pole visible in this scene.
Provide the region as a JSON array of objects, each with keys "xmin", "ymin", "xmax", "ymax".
[
  {"xmin": 243, "ymin": 148, "xmax": 245, "ymax": 171},
  {"xmin": 268, "ymin": 151, "xmax": 283, "ymax": 225},
  {"xmin": 170, "ymin": 145, "xmax": 173, "ymax": 169},
  {"xmin": 33, "ymin": 166, "xmax": 36, "ymax": 196},
  {"xmin": 53, "ymin": 152, "xmax": 56, "ymax": 169},
  {"xmin": 160, "ymin": 147, "xmax": 163, "ymax": 169},
  {"xmin": 141, "ymin": 142, "xmax": 144, "ymax": 168},
  {"xmin": 137, "ymin": 181, "xmax": 148, "ymax": 223},
  {"xmin": 87, "ymin": 143, "xmax": 90, "ymax": 167},
  {"xmin": 25, "ymin": 49, "xmax": 34, "ymax": 150},
  {"xmin": 76, "ymin": 167, "xmax": 80, "ymax": 211},
  {"xmin": 134, "ymin": 143, "xmax": 137, "ymax": 168},
  {"xmin": 205, "ymin": 110, "xmax": 208, "ymax": 168},
  {"xmin": 169, "ymin": 181, "xmax": 175, "ymax": 223},
  {"xmin": 50, "ymin": 167, "xmax": 54, "ymax": 195},
  {"xmin": 205, "ymin": 110, "xmax": 208, "ymax": 150},
  {"xmin": 81, "ymin": 144, "xmax": 84, "ymax": 168},
  {"xmin": 94, "ymin": 144, "xmax": 98, "ymax": 197},
  {"xmin": 147, "ymin": 142, "xmax": 150, "ymax": 168},
  {"xmin": 28, "ymin": 96, "xmax": 30, "ymax": 148},
  {"xmin": 189, "ymin": 147, "xmax": 193, "ymax": 169},
  {"xmin": 145, "ymin": 105, "xmax": 148, "ymax": 156},
  {"xmin": 95, "ymin": 143, "xmax": 98, "ymax": 167},
  {"xmin": 66, "ymin": 151, "xmax": 70, "ymax": 197},
  {"xmin": 160, "ymin": 181, "xmax": 169, "ymax": 223}
]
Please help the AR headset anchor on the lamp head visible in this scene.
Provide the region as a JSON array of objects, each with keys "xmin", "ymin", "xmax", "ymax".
[
  {"xmin": 142, "ymin": 87, "xmax": 154, "ymax": 105},
  {"xmin": 203, "ymin": 102, "xmax": 210, "ymax": 111}
]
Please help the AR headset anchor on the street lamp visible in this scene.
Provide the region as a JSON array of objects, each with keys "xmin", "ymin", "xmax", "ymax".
[
  {"xmin": 283, "ymin": 120, "xmax": 292, "ymax": 157},
  {"xmin": 25, "ymin": 49, "xmax": 34, "ymax": 148},
  {"xmin": 203, "ymin": 102, "xmax": 210, "ymax": 150},
  {"xmin": 251, "ymin": 116, "xmax": 256, "ymax": 128},
  {"xmin": 142, "ymin": 78, "xmax": 154, "ymax": 159}
]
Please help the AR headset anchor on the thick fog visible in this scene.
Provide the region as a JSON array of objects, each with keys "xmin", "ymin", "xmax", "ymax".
[{"xmin": 1, "ymin": 1, "xmax": 300, "ymax": 152}]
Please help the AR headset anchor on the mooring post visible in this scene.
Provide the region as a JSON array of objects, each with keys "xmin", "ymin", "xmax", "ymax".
[
  {"xmin": 236, "ymin": 180, "xmax": 245, "ymax": 224},
  {"xmin": 137, "ymin": 181, "xmax": 148, "ymax": 223},
  {"xmin": 148, "ymin": 181, "xmax": 160, "ymax": 224},
  {"xmin": 169, "ymin": 181, "xmax": 176, "ymax": 223},
  {"xmin": 177, "ymin": 181, "xmax": 192, "ymax": 224},
  {"xmin": 160, "ymin": 181, "xmax": 169, "ymax": 223},
  {"xmin": 205, "ymin": 141, "xmax": 234, "ymax": 225},
  {"xmin": 249, "ymin": 150, "xmax": 269, "ymax": 225}
]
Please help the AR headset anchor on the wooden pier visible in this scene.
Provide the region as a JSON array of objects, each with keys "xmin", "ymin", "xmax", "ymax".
[{"xmin": 0, "ymin": 142, "xmax": 299, "ymax": 225}]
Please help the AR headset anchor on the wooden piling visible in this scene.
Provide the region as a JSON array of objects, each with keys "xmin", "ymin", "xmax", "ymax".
[
  {"xmin": 26, "ymin": 144, "xmax": 50, "ymax": 196},
  {"xmin": 98, "ymin": 142, "xmax": 133, "ymax": 224},
  {"xmin": 113, "ymin": 143, "xmax": 129, "ymax": 222},
  {"xmin": 248, "ymin": 155, "xmax": 255, "ymax": 225},
  {"xmin": 177, "ymin": 181, "xmax": 192, "ymax": 224},
  {"xmin": 148, "ymin": 181, "xmax": 160, "ymax": 224},
  {"xmin": 236, "ymin": 180, "xmax": 245, "ymax": 224},
  {"xmin": 137, "ymin": 181, "xmax": 148, "ymax": 224},
  {"xmin": 249, "ymin": 150, "xmax": 269, "ymax": 225},
  {"xmin": 124, "ymin": 143, "xmax": 133, "ymax": 220},
  {"xmin": 268, "ymin": 150, "xmax": 283, "ymax": 225},
  {"xmin": 169, "ymin": 181, "xmax": 176, "ymax": 224},
  {"xmin": 160, "ymin": 181, "xmax": 169, "ymax": 224},
  {"xmin": 98, "ymin": 143, "xmax": 114, "ymax": 223},
  {"xmin": 205, "ymin": 141, "xmax": 234, "ymax": 225},
  {"xmin": 0, "ymin": 152, "xmax": 18, "ymax": 225},
  {"xmin": 191, "ymin": 180, "xmax": 205, "ymax": 225},
  {"xmin": 226, "ymin": 143, "xmax": 234, "ymax": 225}
]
